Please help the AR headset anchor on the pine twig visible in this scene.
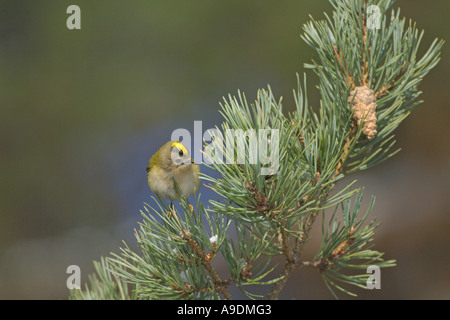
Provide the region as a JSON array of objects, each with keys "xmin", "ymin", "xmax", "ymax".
[
  {"xmin": 265, "ymin": 211, "xmax": 318, "ymax": 299},
  {"xmin": 172, "ymin": 205, "xmax": 232, "ymax": 300}
]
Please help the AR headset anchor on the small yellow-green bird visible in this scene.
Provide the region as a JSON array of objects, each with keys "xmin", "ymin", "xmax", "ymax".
[{"xmin": 146, "ymin": 141, "xmax": 201, "ymax": 200}]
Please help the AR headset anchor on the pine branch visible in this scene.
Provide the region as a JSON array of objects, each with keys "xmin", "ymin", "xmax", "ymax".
[
  {"xmin": 71, "ymin": 0, "xmax": 443, "ymax": 300},
  {"xmin": 180, "ymin": 226, "xmax": 232, "ymax": 299}
]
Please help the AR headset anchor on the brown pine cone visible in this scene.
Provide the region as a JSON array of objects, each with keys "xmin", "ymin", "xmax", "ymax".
[{"xmin": 348, "ymin": 86, "xmax": 377, "ymax": 140}]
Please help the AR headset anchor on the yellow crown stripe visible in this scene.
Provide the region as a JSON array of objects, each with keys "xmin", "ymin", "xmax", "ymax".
[{"xmin": 171, "ymin": 142, "xmax": 188, "ymax": 154}]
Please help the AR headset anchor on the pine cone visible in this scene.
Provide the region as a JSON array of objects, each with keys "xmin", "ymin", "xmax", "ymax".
[{"xmin": 348, "ymin": 86, "xmax": 377, "ymax": 140}]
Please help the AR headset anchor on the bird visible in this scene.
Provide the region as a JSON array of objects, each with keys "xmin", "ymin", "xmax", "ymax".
[{"xmin": 146, "ymin": 141, "xmax": 201, "ymax": 203}]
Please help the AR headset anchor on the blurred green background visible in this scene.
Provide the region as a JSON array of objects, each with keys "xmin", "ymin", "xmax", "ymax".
[{"xmin": 0, "ymin": 0, "xmax": 448, "ymax": 299}]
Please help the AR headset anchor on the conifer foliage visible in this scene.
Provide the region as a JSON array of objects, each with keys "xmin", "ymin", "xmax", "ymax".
[{"xmin": 71, "ymin": 0, "xmax": 443, "ymax": 299}]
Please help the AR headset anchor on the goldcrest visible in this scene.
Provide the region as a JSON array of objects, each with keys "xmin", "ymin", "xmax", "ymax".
[{"xmin": 146, "ymin": 141, "xmax": 200, "ymax": 200}]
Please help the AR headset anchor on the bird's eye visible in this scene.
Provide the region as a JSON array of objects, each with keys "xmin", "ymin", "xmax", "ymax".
[{"xmin": 179, "ymin": 150, "xmax": 184, "ymax": 157}]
